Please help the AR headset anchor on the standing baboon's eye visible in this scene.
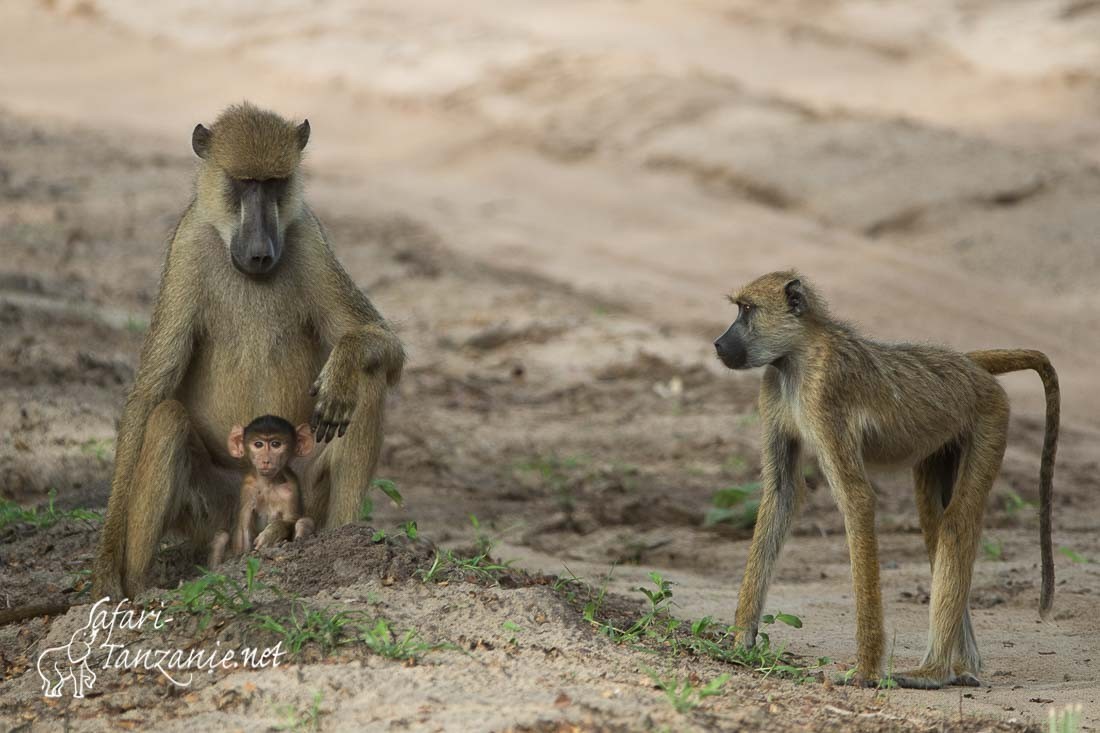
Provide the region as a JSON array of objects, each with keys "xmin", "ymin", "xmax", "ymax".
[{"xmin": 738, "ymin": 303, "xmax": 752, "ymax": 320}]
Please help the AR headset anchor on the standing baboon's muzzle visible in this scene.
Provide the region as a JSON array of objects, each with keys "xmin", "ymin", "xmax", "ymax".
[
  {"xmin": 231, "ymin": 182, "xmax": 282, "ymax": 277},
  {"xmin": 714, "ymin": 323, "xmax": 749, "ymax": 370}
]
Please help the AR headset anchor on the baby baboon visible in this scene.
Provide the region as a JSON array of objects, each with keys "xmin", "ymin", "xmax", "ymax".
[
  {"xmin": 93, "ymin": 103, "xmax": 405, "ymax": 600},
  {"xmin": 714, "ymin": 271, "xmax": 1058, "ymax": 689},
  {"xmin": 209, "ymin": 415, "xmax": 316, "ymax": 567}
]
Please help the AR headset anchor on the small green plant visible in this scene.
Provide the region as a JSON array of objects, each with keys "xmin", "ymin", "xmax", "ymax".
[
  {"xmin": 1048, "ymin": 703, "xmax": 1083, "ymax": 733},
  {"xmin": 372, "ymin": 478, "xmax": 403, "ymax": 506},
  {"xmin": 418, "ymin": 546, "xmax": 514, "ymax": 585},
  {"xmin": 276, "ymin": 691, "xmax": 324, "ymax": 732},
  {"xmin": 255, "ymin": 604, "xmax": 359, "ymax": 657},
  {"xmin": 371, "ymin": 529, "xmax": 386, "ymax": 542},
  {"xmin": 982, "ymin": 536, "xmax": 1004, "ymax": 560},
  {"xmin": 359, "ymin": 496, "xmax": 374, "ymax": 522},
  {"xmin": 502, "ymin": 620, "xmax": 522, "ymax": 644},
  {"xmin": 1059, "ymin": 547, "xmax": 1090, "ymax": 564},
  {"xmin": 1001, "ymin": 490, "xmax": 1036, "ymax": 517},
  {"xmin": 703, "ymin": 482, "xmax": 761, "ymax": 529},
  {"xmin": 0, "ymin": 489, "xmax": 102, "ymax": 530},
  {"xmin": 125, "ymin": 315, "xmax": 148, "ymax": 334},
  {"xmin": 170, "ymin": 557, "xmax": 262, "ymax": 629},
  {"xmin": 515, "ymin": 454, "xmax": 585, "ymax": 512},
  {"xmin": 469, "ymin": 514, "xmax": 493, "ymax": 554},
  {"xmin": 648, "ymin": 670, "xmax": 730, "ymax": 713},
  {"xmin": 80, "ymin": 438, "xmax": 114, "ymax": 463},
  {"xmin": 400, "ymin": 520, "xmax": 418, "ymax": 539},
  {"xmin": 357, "ymin": 618, "xmax": 441, "ymax": 661}
]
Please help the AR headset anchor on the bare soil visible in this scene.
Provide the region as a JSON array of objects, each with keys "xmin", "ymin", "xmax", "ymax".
[{"xmin": 2, "ymin": 2, "xmax": 1099, "ymax": 731}]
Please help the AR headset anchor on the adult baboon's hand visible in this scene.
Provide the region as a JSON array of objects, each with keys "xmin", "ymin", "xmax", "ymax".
[{"xmin": 310, "ymin": 349, "xmax": 358, "ymax": 442}]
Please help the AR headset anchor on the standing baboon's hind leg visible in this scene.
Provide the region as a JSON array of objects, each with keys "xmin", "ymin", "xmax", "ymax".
[
  {"xmin": 307, "ymin": 372, "xmax": 386, "ymax": 529},
  {"xmin": 911, "ymin": 443, "xmax": 981, "ymax": 687},
  {"xmin": 896, "ymin": 407, "xmax": 1008, "ymax": 689}
]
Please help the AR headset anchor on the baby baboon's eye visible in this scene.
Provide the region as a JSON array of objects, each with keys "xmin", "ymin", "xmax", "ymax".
[
  {"xmin": 271, "ymin": 440, "xmax": 282, "ymax": 449},
  {"xmin": 253, "ymin": 441, "xmax": 263, "ymax": 449}
]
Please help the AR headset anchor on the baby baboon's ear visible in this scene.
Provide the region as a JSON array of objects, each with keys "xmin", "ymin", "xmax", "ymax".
[
  {"xmin": 294, "ymin": 423, "xmax": 315, "ymax": 457},
  {"xmin": 296, "ymin": 120, "xmax": 310, "ymax": 151},
  {"xmin": 227, "ymin": 425, "xmax": 246, "ymax": 459},
  {"xmin": 784, "ymin": 279, "xmax": 806, "ymax": 316},
  {"xmin": 192, "ymin": 124, "xmax": 212, "ymax": 159}
]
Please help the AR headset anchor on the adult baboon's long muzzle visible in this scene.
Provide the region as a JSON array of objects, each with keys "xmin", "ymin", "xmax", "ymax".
[
  {"xmin": 231, "ymin": 183, "xmax": 282, "ymax": 277},
  {"xmin": 714, "ymin": 323, "xmax": 749, "ymax": 370}
]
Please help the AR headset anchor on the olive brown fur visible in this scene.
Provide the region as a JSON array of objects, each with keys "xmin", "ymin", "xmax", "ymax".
[
  {"xmin": 91, "ymin": 103, "xmax": 405, "ymax": 601},
  {"xmin": 714, "ymin": 270, "xmax": 1059, "ymax": 689}
]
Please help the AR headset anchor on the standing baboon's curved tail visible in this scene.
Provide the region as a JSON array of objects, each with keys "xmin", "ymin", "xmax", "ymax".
[{"xmin": 966, "ymin": 349, "xmax": 1059, "ymax": 618}]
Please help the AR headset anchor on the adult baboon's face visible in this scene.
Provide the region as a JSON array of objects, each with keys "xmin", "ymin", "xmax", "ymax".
[
  {"xmin": 715, "ymin": 272, "xmax": 810, "ymax": 370},
  {"xmin": 191, "ymin": 115, "xmax": 310, "ymax": 278}
]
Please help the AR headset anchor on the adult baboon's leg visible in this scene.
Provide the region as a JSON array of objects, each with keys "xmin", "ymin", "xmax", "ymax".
[
  {"xmin": 897, "ymin": 405, "xmax": 1007, "ymax": 689},
  {"xmin": 734, "ymin": 431, "xmax": 804, "ymax": 648},
  {"xmin": 122, "ymin": 400, "xmax": 217, "ymax": 597},
  {"xmin": 315, "ymin": 372, "xmax": 386, "ymax": 528}
]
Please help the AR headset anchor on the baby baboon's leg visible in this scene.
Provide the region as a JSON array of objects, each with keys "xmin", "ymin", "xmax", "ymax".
[
  {"xmin": 897, "ymin": 408, "xmax": 1007, "ymax": 689},
  {"xmin": 294, "ymin": 517, "xmax": 315, "ymax": 540},
  {"xmin": 734, "ymin": 431, "xmax": 804, "ymax": 648},
  {"xmin": 123, "ymin": 400, "xmax": 211, "ymax": 597},
  {"xmin": 314, "ymin": 372, "xmax": 386, "ymax": 528}
]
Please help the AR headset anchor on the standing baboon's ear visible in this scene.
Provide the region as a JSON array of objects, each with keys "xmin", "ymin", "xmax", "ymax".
[
  {"xmin": 784, "ymin": 279, "xmax": 807, "ymax": 316},
  {"xmin": 296, "ymin": 120, "xmax": 310, "ymax": 151},
  {"xmin": 192, "ymin": 124, "xmax": 212, "ymax": 159},
  {"xmin": 227, "ymin": 425, "xmax": 246, "ymax": 459},
  {"xmin": 294, "ymin": 423, "xmax": 315, "ymax": 457}
]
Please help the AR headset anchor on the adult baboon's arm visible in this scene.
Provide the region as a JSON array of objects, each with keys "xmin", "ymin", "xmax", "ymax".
[{"xmin": 304, "ymin": 211, "xmax": 405, "ymax": 442}]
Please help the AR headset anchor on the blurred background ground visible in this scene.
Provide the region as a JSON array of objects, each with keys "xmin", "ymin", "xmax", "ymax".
[{"xmin": 1, "ymin": 1, "xmax": 1098, "ymax": 729}]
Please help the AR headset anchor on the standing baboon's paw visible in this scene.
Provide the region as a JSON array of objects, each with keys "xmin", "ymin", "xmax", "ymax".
[
  {"xmin": 949, "ymin": 672, "xmax": 981, "ymax": 687},
  {"xmin": 892, "ymin": 668, "xmax": 947, "ymax": 689},
  {"xmin": 734, "ymin": 628, "xmax": 757, "ymax": 650}
]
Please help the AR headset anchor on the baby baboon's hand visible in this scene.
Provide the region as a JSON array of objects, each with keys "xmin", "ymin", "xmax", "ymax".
[
  {"xmin": 253, "ymin": 523, "xmax": 287, "ymax": 549},
  {"xmin": 310, "ymin": 350, "xmax": 358, "ymax": 443}
]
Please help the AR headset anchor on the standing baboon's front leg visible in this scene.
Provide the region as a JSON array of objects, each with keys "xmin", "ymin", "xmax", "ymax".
[
  {"xmin": 818, "ymin": 438, "xmax": 885, "ymax": 684},
  {"xmin": 734, "ymin": 429, "xmax": 804, "ymax": 648}
]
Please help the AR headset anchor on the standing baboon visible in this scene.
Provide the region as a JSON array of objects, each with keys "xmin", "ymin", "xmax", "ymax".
[
  {"xmin": 714, "ymin": 271, "xmax": 1058, "ymax": 689},
  {"xmin": 92, "ymin": 103, "xmax": 404, "ymax": 600}
]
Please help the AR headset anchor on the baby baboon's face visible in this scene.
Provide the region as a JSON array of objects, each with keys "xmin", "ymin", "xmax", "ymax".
[{"xmin": 715, "ymin": 271, "xmax": 809, "ymax": 370}]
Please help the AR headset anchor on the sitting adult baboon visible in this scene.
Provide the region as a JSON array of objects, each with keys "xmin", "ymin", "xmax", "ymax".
[
  {"xmin": 92, "ymin": 103, "xmax": 404, "ymax": 599},
  {"xmin": 714, "ymin": 271, "xmax": 1058, "ymax": 689}
]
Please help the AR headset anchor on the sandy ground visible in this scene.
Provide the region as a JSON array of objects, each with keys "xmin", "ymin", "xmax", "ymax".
[{"xmin": 1, "ymin": 1, "xmax": 1099, "ymax": 730}]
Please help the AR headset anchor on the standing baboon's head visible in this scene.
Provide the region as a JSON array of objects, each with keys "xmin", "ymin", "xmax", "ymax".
[
  {"xmin": 192, "ymin": 103, "xmax": 310, "ymax": 277},
  {"xmin": 714, "ymin": 270, "xmax": 822, "ymax": 370}
]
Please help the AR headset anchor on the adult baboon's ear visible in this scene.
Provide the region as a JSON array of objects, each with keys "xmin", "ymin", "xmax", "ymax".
[
  {"xmin": 296, "ymin": 120, "xmax": 310, "ymax": 151},
  {"xmin": 294, "ymin": 423, "xmax": 315, "ymax": 457},
  {"xmin": 784, "ymin": 279, "xmax": 806, "ymax": 316},
  {"xmin": 192, "ymin": 124, "xmax": 212, "ymax": 159},
  {"xmin": 227, "ymin": 425, "xmax": 246, "ymax": 459}
]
